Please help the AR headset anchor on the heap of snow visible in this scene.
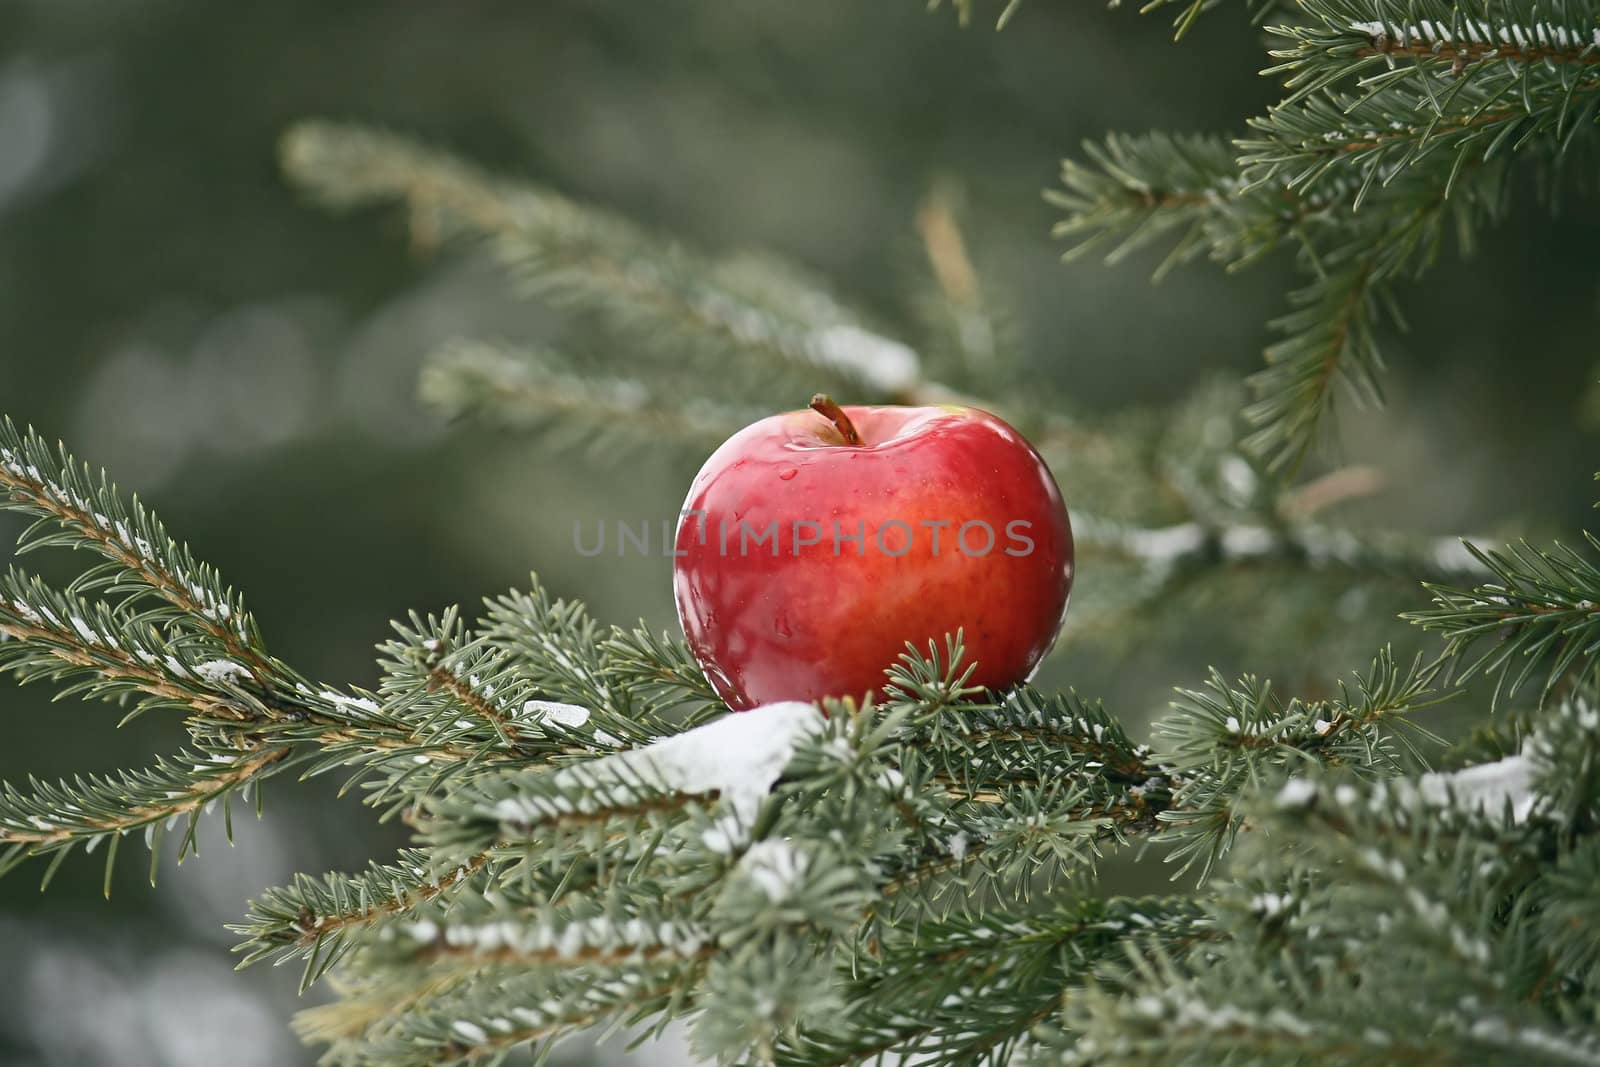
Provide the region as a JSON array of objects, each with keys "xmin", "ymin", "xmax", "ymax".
[
  {"xmin": 494, "ymin": 701, "xmax": 824, "ymax": 854},
  {"xmin": 738, "ymin": 839, "xmax": 810, "ymax": 902},
  {"xmin": 1419, "ymin": 755, "xmax": 1537, "ymax": 823}
]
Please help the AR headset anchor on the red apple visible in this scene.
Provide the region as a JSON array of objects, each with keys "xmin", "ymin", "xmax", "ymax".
[{"xmin": 673, "ymin": 395, "xmax": 1073, "ymax": 710}]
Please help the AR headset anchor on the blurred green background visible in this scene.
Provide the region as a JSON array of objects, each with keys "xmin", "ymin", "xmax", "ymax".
[{"xmin": 1, "ymin": 2, "xmax": 1597, "ymax": 1063}]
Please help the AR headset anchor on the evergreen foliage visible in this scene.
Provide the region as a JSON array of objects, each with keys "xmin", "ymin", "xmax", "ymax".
[{"xmin": 4, "ymin": 1, "xmax": 1599, "ymax": 1063}]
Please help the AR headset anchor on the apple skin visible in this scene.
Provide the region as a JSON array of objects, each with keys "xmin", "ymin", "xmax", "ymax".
[{"xmin": 672, "ymin": 401, "xmax": 1073, "ymax": 710}]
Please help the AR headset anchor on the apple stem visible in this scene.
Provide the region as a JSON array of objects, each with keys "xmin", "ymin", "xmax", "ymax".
[{"xmin": 809, "ymin": 394, "xmax": 862, "ymax": 446}]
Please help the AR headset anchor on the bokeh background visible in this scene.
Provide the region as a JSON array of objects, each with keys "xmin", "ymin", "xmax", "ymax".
[{"xmin": 2, "ymin": 2, "xmax": 1597, "ymax": 1064}]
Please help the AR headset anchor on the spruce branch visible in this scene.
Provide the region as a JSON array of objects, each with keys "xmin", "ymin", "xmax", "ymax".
[
  {"xmin": 1048, "ymin": 133, "xmax": 1265, "ymax": 278},
  {"xmin": 282, "ymin": 122, "xmax": 930, "ymax": 405},
  {"xmin": 601, "ymin": 623, "xmax": 726, "ymax": 720},
  {"xmin": 374, "ymin": 607, "xmax": 607, "ymax": 761},
  {"xmin": 420, "ymin": 701, "xmax": 822, "ymax": 868},
  {"xmin": 293, "ymin": 657, "xmax": 1197, "ymax": 1060},
  {"xmin": 1074, "ymin": 507, "xmax": 1487, "ymax": 605},
  {"xmin": 1152, "ymin": 647, "xmax": 1445, "ymax": 877},
  {"xmin": 1049, "ymin": 132, "xmax": 1490, "ymax": 468},
  {"xmin": 1521, "ymin": 690, "xmax": 1600, "ymax": 830},
  {"xmin": 1406, "ymin": 535, "xmax": 1600, "ymax": 708},
  {"xmin": 0, "ymin": 417, "xmax": 276, "ymax": 678},
  {"xmin": 313, "ymin": 964, "xmax": 697, "ymax": 1067},
  {"xmin": 778, "ymin": 897, "xmax": 1211, "ymax": 1067},
  {"xmin": 921, "ymin": 686, "xmax": 1159, "ymax": 790},
  {"xmin": 476, "ymin": 580, "xmax": 691, "ymax": 743},
  {"xmin": 0, "ymin": 743, "xmax": 290, "ymax": 887},
  {"xmin": 1242, "ymin": 260, "xmax": 1384, "ymax": 469},
  {"xmin": 231, "ymin": 849, "xmax": 492, "ymax": 990},
  {"xmin": 1254, "ymin": 0, "xmax": 1600, "ymax": 188},
  {"xmin": 1051, "ymin": 13, "xmax": 1555, "ymax": 472},
  {"xmin": 388, "ymin": 909, "xmax": 715, "ymax": 973},
  {"xmin": 1527, "ymin": 835, "xmax": 1600, "ymax": 996},
  {"xmin": 419, "ymin": 340, "xmax": 755, "ymax": 456},
  {"xmin": 1047, "ymin": 747, "xmax": 1592, "ymax": 1066},
  {"xmin": 0, "ymin": 418, "xmax": 692, "ymax": 887},
  {"xmin": 0, "ymin": 568, "xmax": 259, "ymax": 721}
]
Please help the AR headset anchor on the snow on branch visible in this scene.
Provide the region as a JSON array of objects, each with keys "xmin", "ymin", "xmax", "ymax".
[
  {"xmin": 232, "ymin": 850, "xmax": 492, "ymax": 989},
  {"xmin": 1418, "ymin": 755, "xmax": 1538, "ymax": 822},
  {"xmin": 0, "ymin": 418, "xmax": 265, "ymax": 669},
  {"xmin": 399, "ymin": 912, "xmax": 712, "ymax": 969},
  {"xmin": 1074, "ymin": 511, "xmax": 1489, "ymax": 600},
  {"xmin": 1349, "ymin": 17, "xmax": 1600, "ymax": 63},
  {"xmin": 483, "ymin": 700, "xmax": 821, "ymax": 855}
]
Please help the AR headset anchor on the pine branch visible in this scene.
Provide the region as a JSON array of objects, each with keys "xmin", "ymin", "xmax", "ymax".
[
  {"xmin": 419, "ymin": 340, "xmax": 755, "ymax": 456},
  {"xmin": 1245, "ymin": 5, "xmax": 1600, "ymax": 195},
  {"xmin": 601, "ymin": 623, "xmax": 726, "ymax": 720},
  {"xmin": 1049, "ymin": 132, "xmax": 1496, "ymax": 468},
  {"xmin": 1527, "ymin": 836, "xmax": 1600, "ymax": 997},
  {"xmin": 311, "ymin": 964, "xmax": 697, "ymax": 1067},
  {"xmin": 1152, "ymin": 647, "xmax": 1445, "ymax": 878},
  {"xmin": 1048, "ymin": 133, "xmax": 1252, "ymax": 279},
  {"xmin": 1074, "ymin": 508, "xmax": 1488, "ymax": 613},
  {"xmin": 0, "ymin": 418, "xmax": 278, "ymax": 679},
  {"xmin": 0, "ymin": 743, "xmax": 291, "ymax": 888},
  {"xmin": 0, "ymin": 419, "xmax": 679, "ymax": 884},
  {"xmin": 779, "ymin": 897, "xmax": 1210, "ymax": 1067},
  {"xmin": 231, "ymin": 849, "xmax": 492, "ymax": 989},
  {"xmin": 1406, "ymin": 535, "xmax": 1600, "ymax": 708},
  {"xmin": 1049, "ymin": 748, "xmax": 1590, "ymax": 1066},
  {"xmin": 477, "ymin": 580, "xmax": 693, "ymax": 744},
  {"xmin": 282, "ymin": 122, "xmax": 930, "ymax": 404}
]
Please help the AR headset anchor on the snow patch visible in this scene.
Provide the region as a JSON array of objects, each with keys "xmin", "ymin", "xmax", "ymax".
[
  {"xmin": 739, "ymin": 839, "xmax": 809, "ymax": 902},
  {"xmin": 495, "ymin": 702, "xmax": 823, "ymax": 854},
  {"xmin": 1350, "ymin": 17, "xmax": 1600, "ymax": 51},
  {"xmin": 1276, "ymin": 778, "xmax": 1318, "ymax": 808},
  {"xmin": 194, "ymin": 659, "xmax": 251, "ymax": 685},
  {"xmin": 5, "ymin": 597, "xmax": 43, "ymax": 626},
  {"xmin": 1418, "ymin": 755, "xmax": 1536, "ymax": 822},
  {"xmin": 320, "ymin": 689, "xmax": 382, "ymax": 715},
  {"xmin": 522, "ymin": 699, "xmax": 591, "ymax": 729},
  {"xmin": 451, "ymin": 1020, "xmax": 488, "ymax": 1044}
]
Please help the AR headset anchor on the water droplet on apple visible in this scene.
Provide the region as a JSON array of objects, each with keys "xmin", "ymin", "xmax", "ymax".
[{"xmin": 778, "ymin": 468, "xmax": 798, "ymax": 481}]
